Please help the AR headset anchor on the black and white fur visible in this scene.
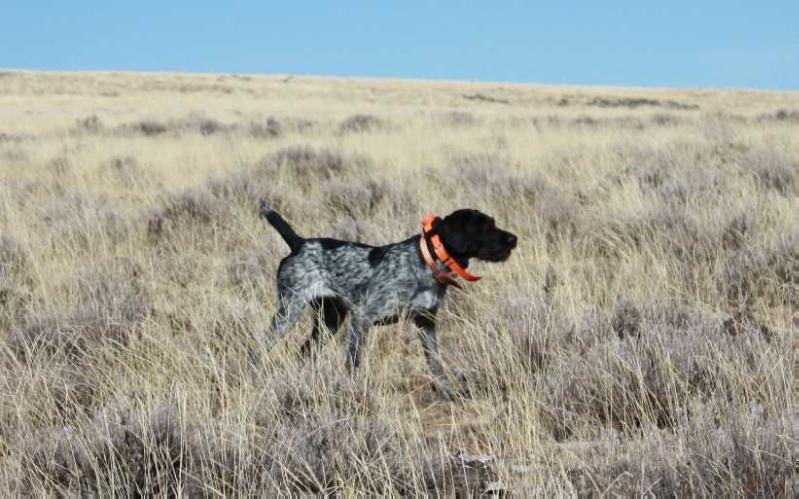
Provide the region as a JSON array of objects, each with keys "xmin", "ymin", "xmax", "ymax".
[{"xmin": 253, "ymin": 200, "xmax": 517, "ymax": 396}]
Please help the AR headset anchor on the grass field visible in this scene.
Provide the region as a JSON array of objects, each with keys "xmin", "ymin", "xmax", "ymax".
[{"xmin": 1, "ymin": 70, "xmax": 797, "ymax": 495}]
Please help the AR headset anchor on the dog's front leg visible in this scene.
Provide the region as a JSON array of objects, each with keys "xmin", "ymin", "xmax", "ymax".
[
  {"xmin": 345, "ymin": 311, "xmax": 370, "ymax": 371},
  {"xmin": 412, "ymin": 312, "xmax": 457, "ymax": 399}
]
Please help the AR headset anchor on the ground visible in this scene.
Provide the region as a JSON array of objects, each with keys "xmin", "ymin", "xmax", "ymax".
[{"xmin": 0, "ymin": 70, "xmax": 796, "ymax": 495}]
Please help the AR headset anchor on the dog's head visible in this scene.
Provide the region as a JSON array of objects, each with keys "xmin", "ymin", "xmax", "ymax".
[{"xmin": 434, "ymin": 209, "xmax": 517, "ymax": 263}]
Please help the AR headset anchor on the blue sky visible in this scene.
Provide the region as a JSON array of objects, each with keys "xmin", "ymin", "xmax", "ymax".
[{"xmin": 2, "ymin": 1, "xmax": 797, "ymax": 89}]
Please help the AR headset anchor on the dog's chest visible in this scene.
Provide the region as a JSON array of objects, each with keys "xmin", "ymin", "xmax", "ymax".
[{"xmin": 411, "ymin": 288, "xmax": 440, "ymax": 310}]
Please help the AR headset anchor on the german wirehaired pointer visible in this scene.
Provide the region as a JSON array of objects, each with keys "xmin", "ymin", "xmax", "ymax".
[{"xmin": 252, "ymin": 200, "xmax": 517, "ymax": 396}]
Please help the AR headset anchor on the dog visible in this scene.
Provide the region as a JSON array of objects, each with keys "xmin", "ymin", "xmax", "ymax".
[{"xmin": 252, "ymin": 200, "xmax": 517, "ymax": 396}]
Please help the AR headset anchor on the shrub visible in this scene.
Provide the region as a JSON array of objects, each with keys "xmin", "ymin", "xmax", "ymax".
[
  {"xmin": 22, "ymin": 401, "xmax": 185, "ymax": 496},
  {"xmin": 592, "ymin": 206, "xmax": 715, "ymax": 262},
  {"xmin": 263, "ymin": 145, "xmax": 370, "ymax": 183},
  {"xmin": 101, "ymin": 155, "xmax": 145, "ymax": 188},
  {"xmin": 757, "ymin": 109, "xmax": 799, "ymax": 122},
  {"xmin": 721, "ymin": 212, "xmax": 753, "ymax": 250},
  {"xmin": 36, "ymin": 193, "xmax": 131, "ymax": 248},
  {"xmin": 247, "ymin": 117, "xmax": 282, "ymax": 138},
  {"xmin": 585, "ymin": 96, "xmax": 698, "ymax": 110},
  {"xmin": 449, "ymin": 154, "xmax": 549, "ymax": 200},
  {"xmin": 74, "ymin": 115, "xmax": 103, "ymax": 133},
  {"xmin": 562, "ymin": 409, "xmax": 792, "ymax": 496},
  {"xmin": 226, "ymin": 251, "xmax": 272, "ymax": 294},
  {"xmin": 0, "ymin": 235, "xmax": 34, "ymax": 329},
  {"xmin": 195, "ymin": 117, "xmax": 226, "ymax": 136},
  {"xmin": 73, "ymin": 257, "xmax": 149, "ymax": 322},
  {"xmin": 8, "ymin": 314, "xmax": 135, "ymax": 362},
  {"xmin": 321, "ymin": 178, "xmax": 385, "ymax": 218},
  {"xmin": 744, "ymin": 148, "xmax": 797, "ymax": 196},
  {"xmin": 438, "ymin": 111, "xmax": 478, "ymax": 127},
  {"xmin": 146, "ymin": 188, "xmax": 229, "ymax": 240},
  {"xmin": 7, "ymin": 257, "xmax": 147, "ymax": 361},
  {"xmin": 330, "ymin": 216, "xmax": 370, "ymax": 242},
  {"xmin": 721, "ymin": 234, "xmax": 799, "ymax": 311},
  {"xmin": 205, "ymin": 169, "xmax": 282, "ymax": 210},
  {"xmin": 338, "ymin": 114, "xmax": 387, "ymax": 134},
  {"xmin": 650, "ymin": 113, "xmax": 682, "ymax": 126},
  {"xmin": 540, "ymin": 300, "xmax": 777, "ymax": 439},
  {"xmin": 130, "ymin": 120, "xmax": 167, "ymax": 136},
  {"xmin": 0, "ymin": 235, "xmax": 31, "ymax": 290}
]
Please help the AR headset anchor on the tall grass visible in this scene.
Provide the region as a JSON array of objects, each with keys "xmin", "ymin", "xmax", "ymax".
[{"xmin": 0, "ymin": 71, "xmax": 796, "ymax": 495}]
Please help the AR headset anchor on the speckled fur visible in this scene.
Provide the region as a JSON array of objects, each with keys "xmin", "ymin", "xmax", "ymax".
[{"xmin": 253, "ymin": 200, "xmax": 517, "ymax": 397}]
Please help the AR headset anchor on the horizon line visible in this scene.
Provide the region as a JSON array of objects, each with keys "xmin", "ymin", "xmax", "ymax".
[{"xmin": 3, "ymin": 67, "xmax": 797, "ymax": 95}]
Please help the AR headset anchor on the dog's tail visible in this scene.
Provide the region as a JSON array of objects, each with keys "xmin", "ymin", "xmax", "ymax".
[{"xmin": 259, "ymin": 199, "xmax": 303, "ymax": 251}]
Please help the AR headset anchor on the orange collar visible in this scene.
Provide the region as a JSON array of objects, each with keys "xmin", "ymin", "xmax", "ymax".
[{"xmin": 419, "ymin": 213, "xmax": 481, "ymax": 287}]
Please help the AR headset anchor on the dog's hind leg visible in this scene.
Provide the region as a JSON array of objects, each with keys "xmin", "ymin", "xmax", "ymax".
[
  {"xmin": 249, "ymin": 288, "xmax": 307, "ymax": 370},
  {"xmin": 267, "ymin": 289, "xmax": 307, "ymax": 344},
  {"xmin": 299, "ymin": 297, "xmax": 348, "ymax": 356}
]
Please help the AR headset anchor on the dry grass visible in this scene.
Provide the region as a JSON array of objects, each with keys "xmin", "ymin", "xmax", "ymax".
[{"xmin": 0, "ymin": 70, "xmax": 797, "ymax": 496}]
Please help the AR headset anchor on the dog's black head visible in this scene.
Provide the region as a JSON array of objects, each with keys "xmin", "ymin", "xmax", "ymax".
[{"xmin": 433, "ymin": 209, "xmax": 517, "ymax": 263}]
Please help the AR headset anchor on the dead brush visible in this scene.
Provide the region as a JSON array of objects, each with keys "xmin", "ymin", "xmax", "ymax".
[
  {"xmin": 74, "ymin": 115, "xmax": 103, "ymax": 133},
  {"xmin": 590, "ymin": 204, "xmax": 722, "ymax": 265},
  {"xmin": 757, "ymin": 108, "xmax": 799, "ymax": 122},
  {"xmin": 617, "ymin": 141, "xmax": 729, "ymax": 205},
  {"xmin": 246, "ymin": 116, "xmax": 282, "ymax": 138},
  {"xmin": 264, "ymin": 145, "xmax": 371, "ymax": 185},
  {"xmin": 330, "ymin": 215, "xmax": 371, "ymax": 242},
  {"xmin": 73, "ymin": 257, "xmax": 149, "ymax": 322},
  {"xmin": 8, "ymin": 315, "xmax": 135, "ymax": 363},
  {"xmin": 721, "ymin": 211, "xmax": 754, "ymax": 250},
  {"xmin": 337, "ymin": 113, "xmax": 388, "ymax": 134},
  {"xmin": 205, "ymin": 169, "xmax": 281, "ymax": 210},
  {"xmin": 539, "ymin": 298, "xmax": 783, "ymax": 440},
  {"xmin": 720, "ymin": 233, "xmax": 799, "ymax": 311},
  {"xmin": 0, "ymin": 235, "xmax": 34, "ymax": 328},
  {"xmin": 448, "ymin": 154, "xmax": 548, "ymax": 200},
  {"xmin": 226, "ymin": 251, "xmax": 273, "ymax": 295},
  {"xmin": 146, "ymin": 188, "xmax": 230, "ymax": 241},
  {"xmin": 100, "ymin": 155, "xmax": 146, "ymax": 189},
  {"xmin": 251, "ymin": 362, "xmax": 406, "ymax": 494},
  {"xmin": 744, "ymin": 148, "xmax": 798, "ymax": 196},
  {"xmin": 6, "ymin": 256, "xmax": 148, "ymax": 367},
  {"xmin": 2, "ymin": 72, "xmax": 796, "ymax": 496},
  {"xmin": 562, "ymin": 405, "xmax": 792, "ymax": 496},
  {"xmin": 321, "ymin": 177, "xmax": 385, "ymax": 218},
  {"xmin": 19, "ymin": 401, "xmax": 186, "ymax": 496},
  {"xmin": 181, "ymin": 115, "xmax": 228, "ymax": 136},
  {"xmin": 446, "ymin": 154, "xmax": 580, "ymax": 241},
  {"xmin": 246, "ymin": 359, "xmax": 499, "ymax": 495},
  {"xmin": 124, "ymin": 120, "xmax": 168, "ymax": 137},
  {"xmin": 438, "ymin": 111, "xmax": 479, "ymax": 127},
  {"xmin": 327, "ymin": 176, "xmax": 420, "ymax": 236},
  {"xmin": 37, "ymin": 192, "xmax": 131, "ymax": 248}
]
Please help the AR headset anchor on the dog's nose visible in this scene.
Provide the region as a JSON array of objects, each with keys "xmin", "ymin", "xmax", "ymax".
[{"xmin": 505, "ymin": 233, "xmax": 517, "ymax": 247}]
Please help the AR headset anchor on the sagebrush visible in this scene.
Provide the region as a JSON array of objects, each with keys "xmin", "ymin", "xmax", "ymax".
[{"xmin": 0, "ymin": 71, "xmax": 796, "ymax": 496}]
